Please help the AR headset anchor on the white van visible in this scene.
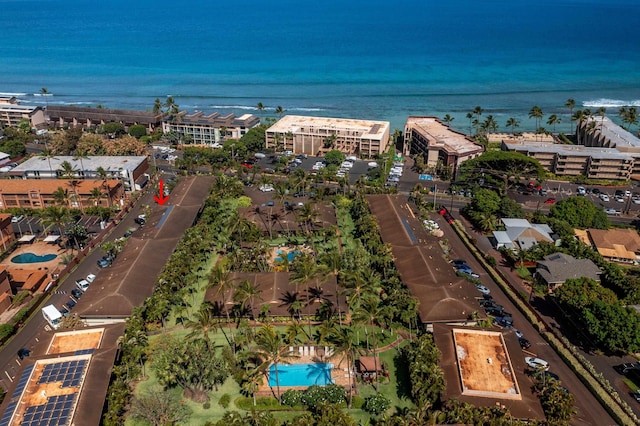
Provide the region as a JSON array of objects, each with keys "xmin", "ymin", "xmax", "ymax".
[{"xmin": 42, "ymin": 304, "xmax": 63, "ymax": 329}]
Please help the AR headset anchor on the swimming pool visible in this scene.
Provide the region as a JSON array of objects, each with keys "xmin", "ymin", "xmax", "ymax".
[
  {"xmin": 274, "ymin": 250, "xmax": 301, "ymax": 263},
  {"xmin": 269, "ymin": 363, "xmax": 333, "ymax": 387},
  {"xmin": 11, "ymin": 253, "xmax": 58, "ymax": 264}
]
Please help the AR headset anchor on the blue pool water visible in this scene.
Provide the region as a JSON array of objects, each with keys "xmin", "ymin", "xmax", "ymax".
[
  {"xmin": 11, "ymin": 253, "xmax": 57, "ymax": 264},
  {"xmin": 269, "ymin": 363, "xmax": 333, "ymax": 387},
  {"xmin": 274, "ymin": 250, "xmax": 301, "ymax": 263}
]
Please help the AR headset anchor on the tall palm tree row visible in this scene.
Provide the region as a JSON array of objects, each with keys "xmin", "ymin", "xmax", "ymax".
[{"xmin": 250, "ymin": 324, "xmax": 296, "ymax": 402}]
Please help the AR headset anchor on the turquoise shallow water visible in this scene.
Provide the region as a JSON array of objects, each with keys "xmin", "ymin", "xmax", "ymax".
[
  {"xmin": 1, "ymin": 0, "xmax": 639, "ymax": 131},
  {"xmin": 269, "ymin": 363, "xmax": 333, "ymax": 387},
  {"xmin": 11, "ymin": 253, "xmax": 57, "ymax": 264}
]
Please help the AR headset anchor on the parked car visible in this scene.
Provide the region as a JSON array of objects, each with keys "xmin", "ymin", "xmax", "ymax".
[
  {"xmin": 544, "ymin": 197, "xmax": 556, "ymax": 204},
  {"xmin": 459, "ymin": 269, "xmax": 481, "ymax": 279},
  {"xmin": 604, "ymin": 208, "xmax": 620, "ymax": 216},
  {"xmin": 525, "ymin": 357, "xmax": 549, "ymax": 371},
  {"xmin": 71, "ymin": 289, "xmax": 83, "ymax": 300},
  {"xmin": 518, "ymin": 337, "xmax": 531, "ymax": 350},
  {"xmin": 485, "ymin": 305, "xmax": 506, "ymax": 316},
  {"xmin": 577, "ymin": 186, "xmax": 586, "ymax": 196},
  {"xmin": 259, "ymin": 184, "xmax": 274, "ymax": 192},
  {"xmin": 591, "ymin": 188, "xmax": 600, "ymax": 195},
  {"xmin": 64, "ymin": 299, "xmax": 77, "ymax": 310},
  {"xmin": 75, "ymin": 279, "xmax": 90, "ymax": 291},
  {"xmin": 17, "ymin": 348, "xmax": 31, "ymax": 360},
  {"xmin": 451, "ymin": 259, "xmax": 467, "ymax": 267},
  {"xmin": 615, "ymin": 195, "xmax": 625, "ymax": 203},
  {"xmin": 11, "ymin": 215, "xmax": 24, "ymax": 223},
  {"xmin": 97, "ymin": 258, "xmax": 110, "ymax": 268},
  {"xmin": 59, "ymin": 306, "xmax": 70, "ymax": 317},
  {"xmin": 615, "ymin": 363, "xmax": 640, "ymax": 374},
  {"xmin": 475, "ymin": 284, "xmax": 490, "ymax": 295},
  {"xmin": 494, "ymin": 316, "xmax": 513, "ymax": 327},
  {"xmin": 86, "ymin": 273, "xmax": 96, "ymax": 283},
  {"xmin": 600, "ymin": 193, "xmax": 610, "ymax": 202},
  {"xmin": 633, "ymin": 390, "xmax": 640, "ymax": 403},
  {"xmin": 134, "ymin": 216, "xmax": 146, "ymax": 226}
]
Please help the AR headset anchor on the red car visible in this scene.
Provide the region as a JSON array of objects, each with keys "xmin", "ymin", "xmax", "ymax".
[
  {"xmin": 544, "ymin": 197, "xmax": 556, "ymax": 204},
  {"xmin": 241, "ymin": 163, "xmax": 253, "ymax": 169}
]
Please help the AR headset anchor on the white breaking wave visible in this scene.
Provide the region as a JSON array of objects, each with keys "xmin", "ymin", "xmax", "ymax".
[
  {"xmin": 0, "ymin": 92, "xmax": 27, "ymax": 97},
  {"xmin": 583, "ymin": 99, "xmax": 640, "ymax": 108},
  {"xmin": 291, "ymin": 107, "xmax": 324, "ymax": 112},
  {"xmin": 210, "ymin": 105, "xmax": 258, "ymax": 110},
  {"xmin": 33, "ymin": 93, "xmax": 53, "ymax": 96}
]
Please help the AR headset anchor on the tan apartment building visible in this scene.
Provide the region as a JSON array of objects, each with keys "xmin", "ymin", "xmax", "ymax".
[
  {"xmin": 162, "ymin": 112, "xmax": 261, "ymax": 145},
  {"xmin": 403, "ymin": 116, "xmax": 484, "ymax": 177},
  {"xmin": 0, "ymin": 96, "xmax": 46, "ymax": 128},
  {"xmin": 46, "ymin": 105, "xmax": 164, "ymax": 133},
  {"xmin": 0, "ymin": 179, "xmax": 123, "ymax": 210},
  {"xmin": 577, "ymin": 116, "xmax": 640, "ymax": 177},
  {"xmin": 265, "ymin": 115, "xmax": 390, "ymax": 158},
  {"xmin": 501, "ymin": 140, "xmax": 634, "ymax": 180}
]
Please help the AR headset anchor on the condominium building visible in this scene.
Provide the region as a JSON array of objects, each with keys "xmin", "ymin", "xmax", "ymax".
[
  {"xmin": 0, "ymin": 96, "xmax": 46, "ymax": 128},
  {"xmin": 0, "ymin": 179, "xmax": 123, "ymax": 210},
  {"xmin": 577, "ymin": 116, "xmax": 640, "ymax": 176},
  {"xmin": 46, "ymin": 105, "xmax": 163, "ymax": 133},
  {"xmin": 8, "ymin": 156, "xmax": 149, "ymax": 192},
  {"xmin": 162, "ymin": 112, "xmax": 261, "ymax": 145},
  {"xmin": 265, "ymin": 115, "xmax": 390, "ymax": 158},
  {"xmin": 403, "ymin": 116, "xmax": 483, "ymax": 176},
  {"xmin": 502, "ymin": 140, "xmax": 634, "ymax": 180}
]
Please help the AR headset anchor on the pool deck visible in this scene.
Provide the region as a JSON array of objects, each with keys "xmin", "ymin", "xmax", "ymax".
[
  {"xmin": 1, "ymin": 241, "xmax": 68, "ymax": 276},
  {"xmin": 257, "ymin": 345, "xmax": 354, "ymax": 396}
]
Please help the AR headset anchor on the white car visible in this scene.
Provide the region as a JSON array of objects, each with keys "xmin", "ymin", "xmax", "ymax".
[
  {"xmin": 11, "ymin": 215, "xmax": 24, "ymax": 223},
  {"xmin": 633, "ymin": 197, "xmax": 640, "ymax": 204},
  {"xmin": 86, "ymin": 273, "xmax": 97, "ymax": 283},
  {"xmin": 604, "ymin": 208, "xmax": 620, "ymax": 216},
  {"xmin": 475, "ymin": 284, "xmax": 490, "ymax": 295},
  {"xmin": 75, "ymin": 279, "xmax": 90, "ymax": 292},
  {"xmin": 599, "ymin": 193, "xmax": 610, "ymax": 202},
  {"xmin": 577, "ymin": 186, "xmax": 586, "ymax": 196},
  {"xmin": 259, "ymin": 184, "xmax": 274, "ymax": 192},
  {"xmin": 525, "ymin": 357, "xmax": 549, "ymax": 371}
]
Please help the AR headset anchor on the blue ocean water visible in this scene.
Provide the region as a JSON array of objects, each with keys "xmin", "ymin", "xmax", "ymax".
[{"xmin": 1, "ymin": 0, "xmax": 639, "ymax": 132}]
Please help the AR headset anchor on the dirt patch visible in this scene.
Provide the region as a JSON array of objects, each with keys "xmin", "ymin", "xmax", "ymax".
[{"xmin": 453, "ymin": 329, "xmax": 521, "ymax": 400}]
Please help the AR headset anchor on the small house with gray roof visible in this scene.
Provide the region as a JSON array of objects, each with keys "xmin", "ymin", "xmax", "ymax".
[
  {"xmin": 535, "ymin": 252, "xmax": 601, "ymax": 290},
  {"xmin": 492, "ymin": 218, "xmax": 556, "ymax": 251}
]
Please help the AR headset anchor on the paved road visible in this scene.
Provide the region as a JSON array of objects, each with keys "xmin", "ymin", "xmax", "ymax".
[
  {"xmin": 434, "ymin": 211, "xmax": 617, "ymax": 425},
  {"xmin": 0, "ymin": 187, "xmax": 156, "ymax": 389}
]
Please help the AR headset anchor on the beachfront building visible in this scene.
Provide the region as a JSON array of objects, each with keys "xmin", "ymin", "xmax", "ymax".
[
  {"xmin": 403, "ymin": 116, "xmax": 483, "ymax": 177},
  {"xmin": 265, "ymin": 115, "xmax": 391, "ymax": 158},
  {"xmin": 46, "ymin": 105, "xmax": 164, "ymax": 133},
  {"xmin": 0, "ymin": 96, "xmax": 46, "ymax": 128},
  {"xmin": 8, "ymin": 156, "xmax": 149, "ymax": 192},
  {"xmin": 501, "ymin": 140, "xmax": 634, "ymax": 180},
  {"xmin": 162, "ymin": 111, "xmax": 261, "ymax": 145},
  {"xmin": 0, "ymin": 179, "xmax": 123, "ymax": 210},
  {"xmin": 575, "ymin": 228, "xmax": 640, "ymax": 264}
]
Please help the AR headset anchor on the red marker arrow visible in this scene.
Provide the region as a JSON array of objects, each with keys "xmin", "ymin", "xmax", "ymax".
[{"xmin": 154, "ymin": 179, "xmax": 169, "ymax": 205}]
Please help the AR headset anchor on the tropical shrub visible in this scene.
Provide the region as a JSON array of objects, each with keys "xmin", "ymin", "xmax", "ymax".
[{"xmin": 363, "ymin": 393, "xmax": 390, "ymax": 415}]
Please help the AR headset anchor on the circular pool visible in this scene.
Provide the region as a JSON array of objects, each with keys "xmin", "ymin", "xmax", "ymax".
[{"xmin": 10, "ymin": 253, "xmax": 58, "ymax": 264}]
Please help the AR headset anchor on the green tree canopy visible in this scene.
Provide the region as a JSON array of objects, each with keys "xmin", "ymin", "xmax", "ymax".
[
  {"xmin": 0, "ymin": 139, "xmax": 27, "ymax": 157},
  {"xmin": 549, "ymin": 196, "xmax": 610, "ymax": 229},
  {"xmin": 240, "ymin": 124, "xmax": 267, "ymax": 153},
  {"xmin": 128, "ymin": 124, "xmax": 147, "ymax": 139},
  {"xmin": 457, "ymin": 151, "xmax": 545, "ymax": 194},
  {"xmin": 324, "ymin": 150, "xmax": 345, "ymax": 166},
  {"xmin": 555, "ymin": 277, "xmax": 618, "ymax": 310}
]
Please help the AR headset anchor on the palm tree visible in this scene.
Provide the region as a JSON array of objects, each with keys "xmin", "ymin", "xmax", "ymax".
[
  {"xmin": 505, "ymin": 117, "xmax": 520, "ymax": 135},
  {"xmin": 164, "ymin": 96, "xmax": 179, "ymax": 115},
  {"xmin": 153, "ymin": 98, "xmax": 163, "ymax": 115},
  {"xmin": 528, "ymin": 106, "xmax": 543, "ymax": 141},
  {"xmin": 251, "ymin": 325, "xmax": 296, "ymax": 402},
  {"xmin": 284, "ymin": 321, "xmax": 309, "ymax": 346},
  {"xmin": 465, "ymin": 112, "xmax": 474, "ymax": 135},
  {"xmin": 52, "ymin": 186, "xmax": 71, "ymax": 207},
  {"xmin": 328, "ymin": 326, "xmax": 357, "ymax": 407},
  {"xmin": 442, "ymin": 114, "xmax": 454, "ymax": 127},
  {"xmin": 39, "ymin": 148, "xmax": 58, "ymax": 177},
  {"xmin": 351, "ymin": 298, "xmax": 388, "ymax": 390},
  {"xmin": 565, "ymin": 98, "xmax": 576, "ymax": 134},
  {"xmin": 207, "ymin": 262, "xmax": 237, "ymax": 350},
  {"xmin": 256, "ymin": 102, "xmax": 266, "ymax": 113},
  {"xmin": 185, "ymin": 302, "xmax": 218, "ymax": 351},
  {"xmin": 233, "ymin": 279, "xmax": 262, "ymax": 321},
  {"xmin": 241, "ymin": 370, "xmax": 263, "ymax": 406},
  {"xmin": 546, "ymin": 114, "xmax": 561, "ymax": 134},
  {"xmin": 482, "ymin": 115, "xmax": 498, "ymax": 136},
  {"xmin": 40, "ymin": 206, "xmax": 70, "ymax": 237},
  {"xmin": 73, "ymin": 149, "xmax": 90, "ymax": 179},
  {"xmin": 279, "ymin": 290, "xmax": 304, "ymax": 320},
  {"xmin": 40, "ymin": 87, "xmax": 49, "ymax": 109},
  {"xmin": 88, "ymin": 187, "xmax": 104, "ymax": 207},
  {"xmin": 597, "ymin": 107, "xmax": 606, "ymax": 130},
  {"xmin": 274, "ymin": 105, "xmax": 285, "ymax": 118}
]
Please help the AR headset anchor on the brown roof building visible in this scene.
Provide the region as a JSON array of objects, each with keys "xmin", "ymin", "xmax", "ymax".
[
  {"xmin": 0, "ymin": 179, "xmax": 123, "ymax": 210},
  {"xmin": 204, "ymin": 272, "xmax": 345, "ymax": 319},
  {"xmin": 366, "ymin": 194, "xmax": 483, "ymax": 324},
  {"xmin": 579, "ymin": 228, "xmax": 640, "ymax": 264},
  {"xmin": 46, "ymin": 105, "xmax": 163, "ymax": 133}
]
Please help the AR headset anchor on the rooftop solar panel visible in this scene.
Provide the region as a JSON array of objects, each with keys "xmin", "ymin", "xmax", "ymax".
[
  {"xmin": 11, "ymin": 364, "xmax": 34, "ymax": 399},
  {"xmin": 22, "ymin": 394, "xmax": 75, "ymax": 426},
  {"xmin": 0, "ymin": 401, "xmax": 18, "ymax": 426}
]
